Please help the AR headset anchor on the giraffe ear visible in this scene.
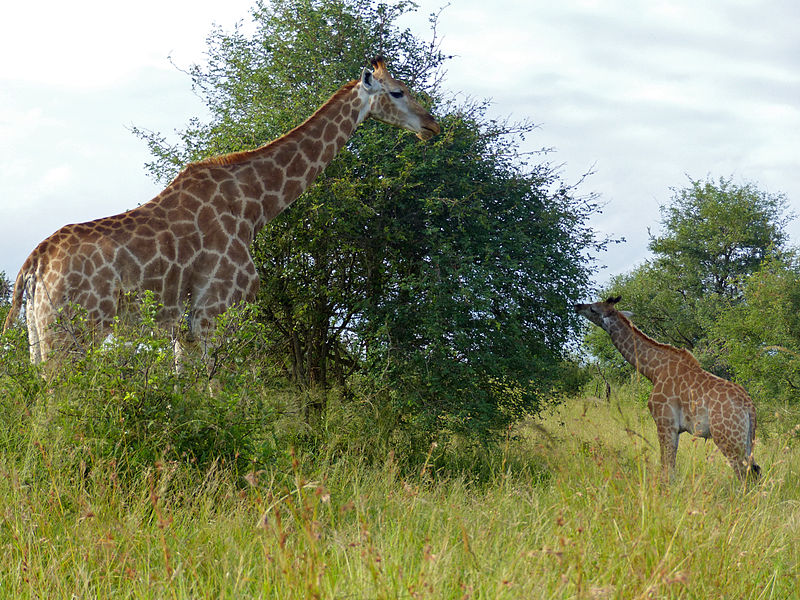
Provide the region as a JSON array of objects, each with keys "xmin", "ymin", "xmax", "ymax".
[
  {"xmin": 360, "ymin": 67, "xmax": 380, "ymax": 94},
  {"xmin": 620, "ymin": 310, "xmax": 634, "ymax": 318}
]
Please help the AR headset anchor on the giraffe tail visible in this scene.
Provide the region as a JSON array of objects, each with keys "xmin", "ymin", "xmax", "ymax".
[
  {"xmin": 747, "ymin": 405, "xmax": 761, "ymax": 478},
  {"xmin": 3, "ymin": 264, "xmax": 28, "ymax": 334}
]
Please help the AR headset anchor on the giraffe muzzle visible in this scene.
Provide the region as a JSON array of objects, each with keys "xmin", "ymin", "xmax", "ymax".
[{"xmin": 417, "ymin": 121, "xmax": 441, "ymax": 141}]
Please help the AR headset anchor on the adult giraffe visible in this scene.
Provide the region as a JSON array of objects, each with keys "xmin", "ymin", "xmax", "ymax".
[
  {"xmin": 3, "ymin": 57, "xmax": 440, "ymax": 363},
  {"xmin": 575, "ymin": 296, "xmax": 760, "ymax": 482}
]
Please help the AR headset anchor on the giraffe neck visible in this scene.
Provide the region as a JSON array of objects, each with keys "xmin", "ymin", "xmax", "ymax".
[
  {"xmin": 188, "ymin": 79, "xmax": 367, "ymax": 233},
  {"xmin": 604, "ymin": 313, "xmax": 668, "ymax": 381}
]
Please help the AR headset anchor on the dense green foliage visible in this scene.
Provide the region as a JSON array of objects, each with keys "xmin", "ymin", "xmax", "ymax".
[{"xmin": 133, "ymin": 0, "xmax": 605, "ymax": 445}]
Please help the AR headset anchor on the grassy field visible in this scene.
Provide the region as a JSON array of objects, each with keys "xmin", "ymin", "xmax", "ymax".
[{"xmin": 1, "ymin": 380, "xmax": 798, "ymax": 599}]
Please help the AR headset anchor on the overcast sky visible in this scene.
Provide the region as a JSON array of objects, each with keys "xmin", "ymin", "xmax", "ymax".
[{"xmin": 2, "ymin": 0, "xmax": 798, "ymax": 292}]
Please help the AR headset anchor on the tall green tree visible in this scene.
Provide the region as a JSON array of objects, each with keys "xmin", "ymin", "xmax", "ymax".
[
  {"xmin": 650, "ymin": 176, "xmax": 790, "ymax": 300},
  {"xmin": 356, "ymin": 104, "xmax": 605, "ymax": 438},
  {"xmin": 135, "ymin": 0, "xmax": 606, "ymax": 442}
]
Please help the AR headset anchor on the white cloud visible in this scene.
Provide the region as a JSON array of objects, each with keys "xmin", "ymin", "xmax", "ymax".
[
  {"xmin": 1, "ymin": 0, "xmax": 799, "ymax": 285},
  {"xmin": 35, "ymin": 165, "xmax": 74, "ymax": 196},
  {"xmin": 0, "ymin": 0, "xmax": 253, "ymax": 88}
]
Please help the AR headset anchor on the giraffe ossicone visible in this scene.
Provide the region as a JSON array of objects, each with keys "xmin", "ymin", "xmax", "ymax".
[
  {"xmin": 3, "ymin": 57, "xmax": 440, "ymax": 364},
  {"xmin": 575, "ymin": 296, "xmax": 761, "ymax": 482}
]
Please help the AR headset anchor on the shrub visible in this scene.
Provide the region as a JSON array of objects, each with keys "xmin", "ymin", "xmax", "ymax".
[{"xmin": 30, "ymin": 293, "xmax": 283, "ymax": 476}]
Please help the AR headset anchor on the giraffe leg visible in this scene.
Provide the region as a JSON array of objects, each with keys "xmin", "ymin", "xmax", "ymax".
[
  {"xmin": 711, "ymin": 413, "xmax": 757, "ymax": 481},
  {"xmin": 715, "ymin": 440, "xmax": 749, "ymax": 480},
  {"xmin": 26, "ymin": 277, "xmax": 56, "ymax": 364},
  {"xmin": 649, "ymin": 394, "xmax": 679, "ymax": 482},
  {"xmin": 26, "ymin": 308, "xmax": 43, "ymax": 364},
  {"xmin": 745, "ymin": 407, "xmax": 761, "ymax": 479},
  {"xmin": 188, "ymin": 264, "xmax": 259, "ymax": 363},
  {"xmin": 714, "ymin": 432, "xmax": 757, "ymax": 480},
  {"xmin": 172, "ymin": 332, "xmax": 186, "ymax": 374},
  {"xmin": 657, "ymin": 426, "xmax": 679, "ymax": 482},
  {"xmin": 33, "ymin": 302, "xmax": 61, "ymax": 363}
]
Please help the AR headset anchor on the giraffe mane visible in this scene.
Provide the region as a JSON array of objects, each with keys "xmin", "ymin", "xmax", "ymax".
[
  {"xmin": 615, "ymin": 309, "xmax": 702, "ymax": 368},
  {"xmin": 189, "ymin": 80, "xmax": 361, "ymax": 170}
]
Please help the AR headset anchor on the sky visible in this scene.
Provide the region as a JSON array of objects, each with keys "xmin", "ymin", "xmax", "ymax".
[{"xmin": 2, "ymin": 0, "xmax": 799, "ymax": 293}]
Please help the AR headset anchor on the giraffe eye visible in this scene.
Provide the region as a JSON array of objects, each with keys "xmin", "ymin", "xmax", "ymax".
[{"xmin": 389, "ymin": 90, "xmax": 404, "ymax": 99}]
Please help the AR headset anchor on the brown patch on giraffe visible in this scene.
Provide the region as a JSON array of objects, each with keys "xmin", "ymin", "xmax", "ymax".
[
  {"xmin": 133, "ymin": 238, "xmax": 158, "ymax": 264},
  {"xmin": 236, "ymin": 270, "xmax": 252, "ymax": 291},
  {"xmin": 171, "ymin": 220, "xmax": 197, "ymax": 238},
  {"xmin": 305, "ymin": 165, "xmax": 322, "ymax": 184},
  {"xmin": 237, "ymin": 223, "xmax": 254, "ymax": 244},
  {"xmin": 217, "ymin": 256, "xmax": 235, "ymax": 276},
  {"xmin": 257, "ymin": 162, "xmax": 284, "ymax": 193},
  {"xmin": 163, "ymin": 265, "xmax": 181, "ymax": 301},
  {"xmin": 270, "ymin": 141, "xmax": 300, "ymax": 170},
  {"xmin": 282, "ymin": 180, "xmax": 303, "ymax": 202},
  {"xmin": 241, "ymin": 199, "xmax": 261, "ymax": 224},
  {"xmin": 180, "ymin": 194, "xmax": 202, "ymax": 215},
  {"xmin": 94, "ymin": 273, "xmax": 113, "ymax": 300},
  {"xmin": 155, "ymin": 232, "xmax": 177, "ymax": 263},
  {"xmin": 158, "ymin": 191, "xmax": 182, "ymax": 211},
  {"xmin": 237, "ymin": 167, "xmax": 266, "ymax": 200},
  {"xmin": 304, "ymin": 138, "xmax": 323, "ymax": 162},
  {"xmin": 197, "ymin": 205, "xmax": 217, "ymax": 227},
  {"xmin": 219, "ymin": 214, "xmax": 238, "ymax": 236},
  {"xmin": 228, "ymin": 241, "xmax": 249, "ymax": 265},
  {"xmin": 146, "ymin": 204, "xmax": 167, "ymax": 221},
  {"xmin": 218, "ymin": 178, "xmax": 240, "ymax": 199},
  {"xmin": 195, "ymin": 252, "xmax": 221, "ymax": 275},
  {"xmin": 286, "ymin": 153, "xmax": 310, "ymax": 179},
  {"xmin": 319, "ymin": 143, "xmax": 336, "ymax": 164},
  {"xmin": 205, "ymin": 226, "xmax": 229, "ymax": 252},
  {"xmin": 49, "ymin": 257, "xmax": 65, "ymax": 274},
  {"xmin": 83, "ymin": 294, "xmax": 99, "ymax": 311},
  {"xmin": 99, "ymin": 298, "xmax": 115, "ymax": 316},
  {"xmin": 323, "ymin": 122, "xmax": 339, "ymax": 143}
]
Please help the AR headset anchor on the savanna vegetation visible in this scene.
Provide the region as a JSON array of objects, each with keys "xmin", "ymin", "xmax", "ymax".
[{"xmin": 2, "ymin": 0, "xmax": 799, "ymax": 597}]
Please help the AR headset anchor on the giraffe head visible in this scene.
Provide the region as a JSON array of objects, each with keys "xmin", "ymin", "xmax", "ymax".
[
  {"xmin": 359, "ymin": 56, "xmax": 440, "ymax": 140},
  {"xmin": 574, "ymin": 296, "xmax": 623, "ymax": 330}
]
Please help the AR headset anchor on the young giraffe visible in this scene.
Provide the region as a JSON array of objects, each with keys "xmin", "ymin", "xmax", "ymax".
[
  {"xmin": 575, "ymin": 296, "xmax": 760, "ymax": 482},
  {"xmin": 3, "ymin": 57, "xmax": 440, "ymax": 363}
]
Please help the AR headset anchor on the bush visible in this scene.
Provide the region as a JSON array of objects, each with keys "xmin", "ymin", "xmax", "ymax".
[{"xmin": 20, "ymin": 294, "xmax": 284, "ymax": 477}]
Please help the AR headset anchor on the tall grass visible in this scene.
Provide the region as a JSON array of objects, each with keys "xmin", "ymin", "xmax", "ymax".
[{"xmin": 0, "ymin": 371, "xmax": 798, "ymax": 598}]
